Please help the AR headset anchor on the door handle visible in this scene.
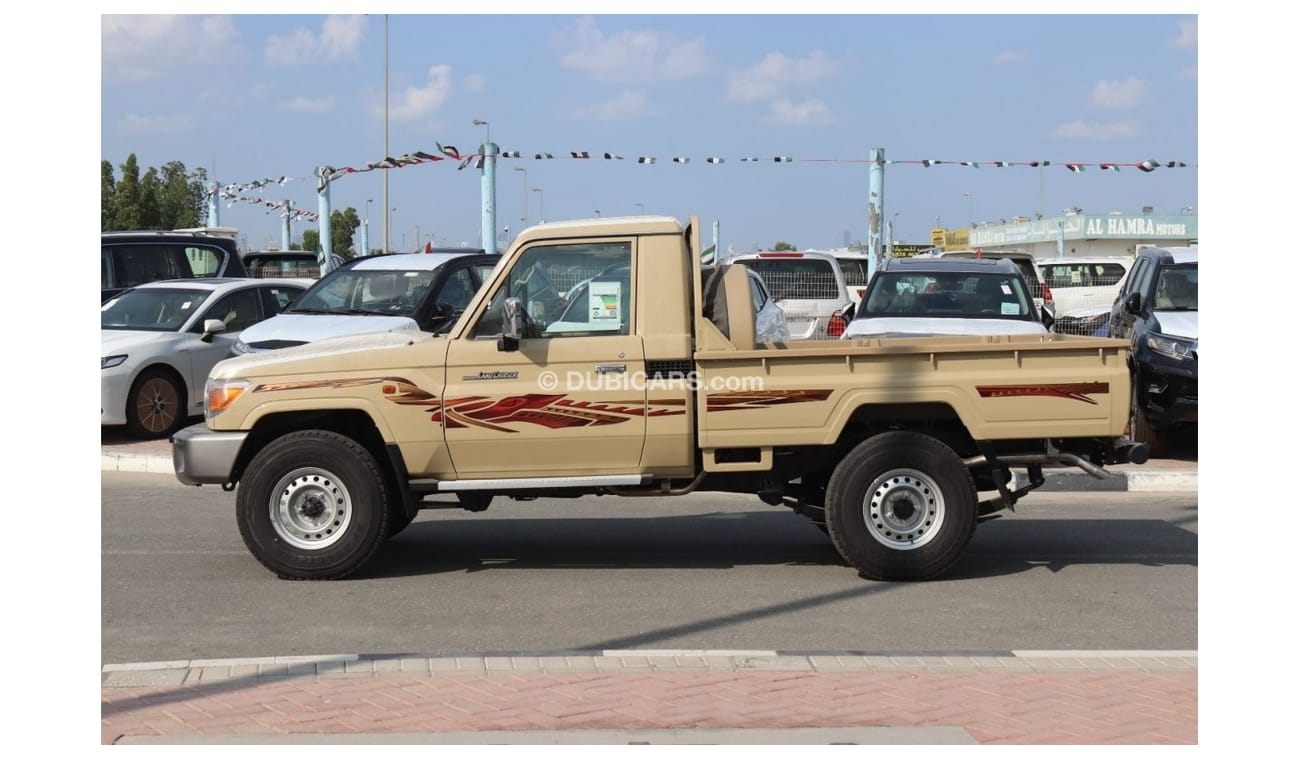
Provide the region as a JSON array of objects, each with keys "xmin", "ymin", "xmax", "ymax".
[{"xmin": 595, "ymin": 364, "xmax": 627, "ymax": 374}]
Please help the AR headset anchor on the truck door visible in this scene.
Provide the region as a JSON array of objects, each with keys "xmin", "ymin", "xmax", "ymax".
[{"xmin": 442, "ymin": 240, "xmax": 647, "ymax": 478}]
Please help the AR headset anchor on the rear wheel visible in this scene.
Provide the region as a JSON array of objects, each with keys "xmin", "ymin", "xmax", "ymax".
[
  {"xmin": 236, "ymin": 430, "xmax": 390, "ymax": 579},
  {"xmin": 824, "ymin": 431, "xmax": 977, "ymax": 581}
]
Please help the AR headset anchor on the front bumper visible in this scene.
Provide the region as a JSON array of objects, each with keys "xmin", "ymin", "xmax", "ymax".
[
  {"xmin": 171, "ymin": 422, "xmax": 247, "ymax": 486},
  {"xmin": 101, "ymin": 366, "xmax": 133, "ymax": 425},
  {"xmin": 1135, "ymin": 352, "xmax": 1198, "ymax": 428}
]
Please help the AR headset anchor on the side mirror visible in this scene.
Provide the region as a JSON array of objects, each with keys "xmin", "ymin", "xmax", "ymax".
[
  {"xmin": 1040, "ymin": 305, "xmax": 1055, "ymax": 331},
  {"xmin": 498, "ymin": 296, "xmax": 524, "ymax": 351},
  {"xmin": 200, "ymin": 318, "xmax": 226, "ymax": 343},
  {"xmin": 1123, "ymin": 292, "xmax": 1142, "ymax": 315}
]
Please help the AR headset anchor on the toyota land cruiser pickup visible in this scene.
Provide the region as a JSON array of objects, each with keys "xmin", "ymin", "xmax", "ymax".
[{"xmin": 173, "ymin": 215, "xmax": 1147, "ymax": 582}]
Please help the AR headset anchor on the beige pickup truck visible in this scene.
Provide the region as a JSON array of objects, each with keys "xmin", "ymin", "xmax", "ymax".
[{"xmin": 173, "ymin": 215, "xmax": 1147, "ymax": 582}]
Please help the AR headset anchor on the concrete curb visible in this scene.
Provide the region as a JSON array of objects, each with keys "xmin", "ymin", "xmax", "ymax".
[
  {"xmin": 102, "ymin": 649, "xmax": 1199, "ymax": 689},
  {"xmin": 104, "ymin": 450, "xmax": 1197, "ymax": 492}
]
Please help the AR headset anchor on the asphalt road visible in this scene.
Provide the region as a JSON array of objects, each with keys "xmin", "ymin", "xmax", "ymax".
[{"xmin": 102, "ymin": 471, "xmax": 1197, "ymax": 664}]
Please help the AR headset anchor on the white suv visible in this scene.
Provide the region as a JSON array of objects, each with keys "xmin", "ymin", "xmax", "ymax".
[
  {"xmin": 726, "ymin": 250, "xmax": 852, "ymax": 339},
  {"xmin": 1039, "ymin": 257, "xmax": 1132, "ymax": 335}
]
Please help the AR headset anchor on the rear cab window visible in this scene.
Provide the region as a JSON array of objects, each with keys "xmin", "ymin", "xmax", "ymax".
[{"xmin": 742, "ymin": 257, "xmax": 842, "ymax": 301}]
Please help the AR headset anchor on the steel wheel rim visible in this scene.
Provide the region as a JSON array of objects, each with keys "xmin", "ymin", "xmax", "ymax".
[
  {"xmin": 270, "ymin": 467, "xmax": 353, "ymax": 550},
  {"xmin": 135, "ymin": 377, "xmax": 178, "ymax": 434},
  {"xmin": 862, "ymin": 468, "xmax": 945, "ymax": 550}
]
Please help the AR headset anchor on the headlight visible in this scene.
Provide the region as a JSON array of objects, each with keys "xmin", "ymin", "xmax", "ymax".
[
  {"xmin": 230, "ymin": 339, "xmax": 252, "ymax": 355},
  {"xmin": 101, "ymin": 354, "xmax": 127, "ymax": 369},
  {"xmin": 1146, "ymin": 332, "xmax": 1195, "ymax": 360},
  {"xmin": 205, "ymin": 377, "xmax": 251, "ymax": 420}
]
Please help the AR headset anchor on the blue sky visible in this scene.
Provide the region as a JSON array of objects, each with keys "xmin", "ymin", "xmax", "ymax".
[{"xmin": 101, "ymin": 10, "xmax": 1199, "ymax": 253}]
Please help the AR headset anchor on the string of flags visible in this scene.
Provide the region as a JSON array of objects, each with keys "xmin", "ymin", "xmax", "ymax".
[
  {"xmin": 213, "ymin": 144, "xmax": 1194, "ymax": 198},
  {"xmin": 218, "ymin": 190, "xmax": 319, "ymax": 222}
]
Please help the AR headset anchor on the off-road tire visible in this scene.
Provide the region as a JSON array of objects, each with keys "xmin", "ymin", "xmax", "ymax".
[
  {"xmin": 236, "ymin": 430, "xmax": 391, "ymax": 579},
  {"xmin": 824, "ymin": 431, "xmax": 978, "ymax": 581}
]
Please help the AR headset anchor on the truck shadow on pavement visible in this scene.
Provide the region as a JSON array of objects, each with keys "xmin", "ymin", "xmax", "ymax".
[{"xmin": 360, "ymin": 510, "xmax": 1198, "ymax": 581}]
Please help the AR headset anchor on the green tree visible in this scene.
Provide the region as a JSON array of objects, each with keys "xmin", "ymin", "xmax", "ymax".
[
  {"xmin": 331, "ymin": 207, "xmax": 361, "ymax": 259},
  {"xmin": 112, "ymin": 154, "xmax": 143, "ymax": 230},
  {"xmin": 187, "ymin": 166, "xmax": 210, "ymax": 227},
  {"xmin": 301, "ymin": 229, "xmax": 320, "ymax": 253},
  {"xmin": 159, "ymin": 161, "xmax": 200, "ymax": 229},
  {"xmin": 772, "ymin": 240, "xmax": 797, "ymax": 251},
  {"xmin": 101, "ymin": 160, "xmax": 116, "ymax": 230},
  {"xmin": 138, "ymin": 168, "xmax": 162, "ymax": 230}
]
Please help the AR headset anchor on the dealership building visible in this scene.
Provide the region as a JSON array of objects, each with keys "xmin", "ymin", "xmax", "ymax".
[{"xmin": 931, "ymin": 211, "xmax": 1197, "ymax": 260}]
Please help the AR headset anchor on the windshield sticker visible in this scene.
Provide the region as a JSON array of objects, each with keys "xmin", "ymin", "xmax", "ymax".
[
  {"xmin": 1000, "ymin": 284, "xmax": 1012, "ymax": 295},
  {"xmin": 181, "ymin": 301, "xmax": 193, "ymax": 309},
  {"xmin": 590, "ymin": 280, "xmax": 622, "ymax": 322},
  {"xmin": 1001, "ymin": 302, "xmax": 1019, "ymax": 316}
]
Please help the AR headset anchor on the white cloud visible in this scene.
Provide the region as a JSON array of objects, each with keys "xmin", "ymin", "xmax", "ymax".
[
  {"xmin": 264, "ymin": 15, "xmax": 366, "ymax": 66},
  {"xmin": 1169, "ymin": 18, "xmax": 1197, "ymax": 49},
  {"xmin": 118, "ymin": 113, "xmax": 196, "ymax": 136},
  {"xmin": 1052, "ymin": 120, "xmax": 1141, "ymax": 140},
  {"xmin": 574, "ymin": 91, "xmax": 660, "ymax": 122},
  {"xmin": 728, "ymin": 50, "xmax": 838, "ymax": 103},
  {"xmin": 279, "ymin": 95, "xmax": 337, "ymax": 114},
  {"xmin": 762, "ymin": 98, "xmax": 835, "ymax": 126},
  {"xmin": 384, "ymin": 65, "xmax": 454, "ymax": 123},
  {"xmin": 991, "ymin": 49, "xmax": 1030, "ymax": 66},
  {"xmin": 1089, "ymin": 77, "xmax": 1150, "ymax": 110},
  {"xmin": 553, "ymin": 16, "xmax": 709, "ymax": 83},
  {"xmin": 102, "ymin": 15, "xmax": 238, "ymax": 82}
]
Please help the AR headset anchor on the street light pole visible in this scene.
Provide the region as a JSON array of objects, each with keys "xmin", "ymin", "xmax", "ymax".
[
  {"xmin": 635, "ymin": 202, "xmax": 644, "ymax": 215},
  {"xmin": 533, "ymin": 187, "xmax": 544, "ymax": 223},
  {"xmin": 594, "ymin": 209, "xmax": 600, "ymax": 217},
  {"xmin": 963, "ymin": 192, "xmax": 973, "ymax": 227},
  {"xmin": 383, "ymin": 14, "xmax": 390, "ymax": 253},
  {"xmin": 513, "ymin": 166, "xmax": 528, "ymax": 227}
]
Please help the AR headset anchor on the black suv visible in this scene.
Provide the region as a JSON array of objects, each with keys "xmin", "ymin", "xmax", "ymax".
[
  {"xmin": 1107, "ymin": 246, "xmax": 1198, "ymax": 456},
  {"xmin": 101, "ymin": 230, "xmax": 248, "ymax": 302}
]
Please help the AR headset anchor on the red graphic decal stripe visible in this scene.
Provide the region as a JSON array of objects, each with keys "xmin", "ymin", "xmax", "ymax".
[{"xmin": 976, "ymin": 382, "xmax": 1108, "ymax": 405}]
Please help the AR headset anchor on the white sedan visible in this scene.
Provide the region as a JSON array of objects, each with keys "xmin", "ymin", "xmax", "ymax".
[{"xmin": 101, "ymin": 278, "xmax": 306, "ymax": 438}]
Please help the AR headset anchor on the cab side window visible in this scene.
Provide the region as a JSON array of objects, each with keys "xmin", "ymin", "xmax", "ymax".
[{"xmin": 469, "ymin": 242, "xmax": 632, "ymax": 339}]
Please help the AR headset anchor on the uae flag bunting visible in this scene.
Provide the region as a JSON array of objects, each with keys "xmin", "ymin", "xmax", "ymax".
[
  {"xmin": 673, "ymin": 157, "xmax": 690, "ymax": 164},
  {"xmin": 435, "ymin": 143, "xmax": 461, "ymax": 160},
  {"xmin": 1066, "ymin": 163, "xmax": 1085, "ymax": 173},
  {"xmin": 501, "ymin": 150, "xmax": 521, "ymax": 158},
  {"xmin": 534, "ymin": 152, "xmax": 554, "ymax": 159},
  {"xmin": 706, "ymin": 157, "xmax": 724, "ymax": 164},
  {"xmin": 921, "ymin": 159, "xmax": 941, "ymax": 167},
  {"xmin": 774, "ymin": 156, "xmax": 793, "ymax": 162},
  {"xmin": 571, "ymin": 151, "xmax": 590, "ymax": 159},
  {"xmin": 700, "ymin": 244, "xmax": 717, "ymax": 264},
  {"xmin": 1138, "ymin": 160, "xmax": 1160, "ymax": 172},
  {"xmin": 603, "ymin": 152, "xmax": 623, "ymax": 160},
  {"xmin": 637, "ymin": 156, "xmax": 656, "ymax": 164},
  {"xmin": 740, "ymin": 157, "xmax": 761, "ymax": 162}
]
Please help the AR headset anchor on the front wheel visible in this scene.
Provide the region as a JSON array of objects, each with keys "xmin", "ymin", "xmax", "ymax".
[
  {"xmin": 236, "ymin": 430, "xmax": 391, "ymax": 579},
  {"xmin": 1129, "ymin": 378, "xmax": 1167, "ymax": 459},
  {"xmin": 824, "ymin": 431, "xmax": 977, "ymax": 581}
]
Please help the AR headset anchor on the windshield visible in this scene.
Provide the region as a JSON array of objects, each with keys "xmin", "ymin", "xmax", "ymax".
[
  {"xmin": 860, "ymin": 272, "xmax": 1034, "ymax": 320},
  {"xmin": 1153, "ymin": 263, "xmax": 1197, "ymax": 310},
  {"xmin": 289, "ymin": 268, "xmax": 436, "ymax": 316},
  {"xmin": 101, "ymin": 288, "xmax": 212, "ymax": 331}
]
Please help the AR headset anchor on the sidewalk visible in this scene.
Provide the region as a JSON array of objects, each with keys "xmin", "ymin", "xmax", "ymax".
[{"xmin": 102, "ymin": 650, "xmax": 1197, "ymax": 745}]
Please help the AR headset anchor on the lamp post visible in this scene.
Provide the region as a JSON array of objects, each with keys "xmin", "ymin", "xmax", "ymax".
[
  {"xmin": 888, "ymin": 212, "xmax": 900, "ymax": 258},
  {"xmin": 513, "ymin": 166, "xmax": 528, "ymax": 227},
  {"xmin": 473, "ymin": 118, "xmax": 489, "ymax": 144},
  {"xmin": 962, "ymin": 192, "xmax": 973, "ymax": 227},
  {"xmin": 533, "ymin": 187, "xmax": 544, "ymax": 224},
  {"xmin": 594, "ymin": 209, "xmax": 600, "ymax": 217},
  {"xmin": 382, "ymin": 14, "xmax": 390, "ymax": 253},
  {"xmin": 635, "ymin": 202, "xmax": 644, "ymax": 215}
]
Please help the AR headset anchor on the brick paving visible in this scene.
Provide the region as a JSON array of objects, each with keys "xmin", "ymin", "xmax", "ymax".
[{"xmin": 102, "ymin": 653, "xmax": 1196, "ymax": 745}]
